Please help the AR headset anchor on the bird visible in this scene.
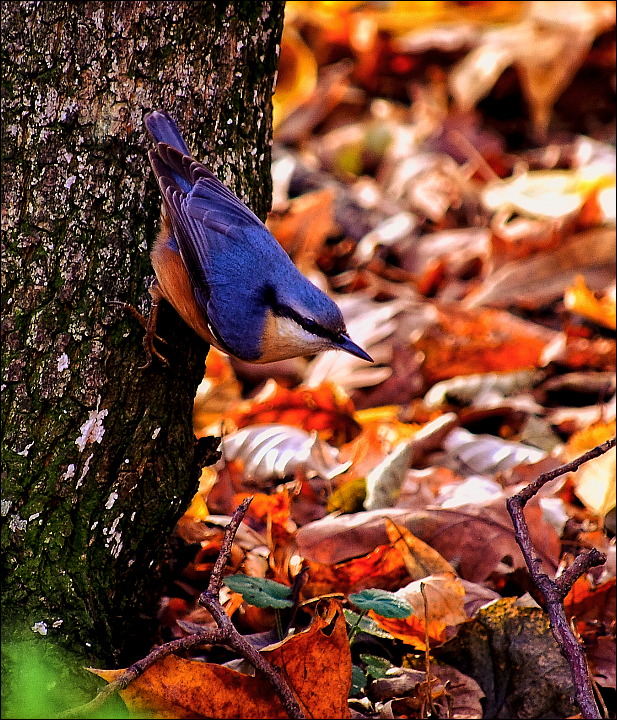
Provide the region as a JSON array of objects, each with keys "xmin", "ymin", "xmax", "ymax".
[{"xmin": 135, "ymin": 110, "xmax": 373, "ymax": 367}]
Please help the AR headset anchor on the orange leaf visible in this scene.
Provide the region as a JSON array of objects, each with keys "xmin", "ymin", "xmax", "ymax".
[
  {"xmin": 369, "ymin": 611, "xmax": 447, "ymax": 651},
  {"xmin": 559, "ymin": 334, "xmax": 616, "ymax": 372},
  {"xmin": 564, "ymin": 576, "xmax": 616, "ymax": 626},
  {"xmin": 304, "ymin": 543, "xmax": 409, "ymax": 598},
  {"xmin": 91, "ymin": 600, "xmax": 351, "ymax": 719},
  {"xmin": 369, "ymin": 572, "xmax": 467, "ymax": 650},
  {"xmin": 385, "ymin": 519, "xmax": 457, "ymax": 580},
  {"xmin": 234, "ymin": 490, "xmax": 296, "ymax": 548},
  {"xmin": 564, "ymin": 275, "xmax": 616, "ymax": 330},
  {"xmin": 415, "ymin": 305, "xmax": 553, "ymax": 383},
  {"xmin": 227, "ymin": 379, "xmax": 361, "ymax": 446}
]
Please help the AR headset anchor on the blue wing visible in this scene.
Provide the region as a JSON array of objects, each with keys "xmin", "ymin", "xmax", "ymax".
[{"xmin": 147, "ymin": 134, "xmax": 298, "ymax": 361}]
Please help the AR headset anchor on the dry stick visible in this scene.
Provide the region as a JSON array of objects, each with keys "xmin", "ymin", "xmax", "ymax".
[
  {"xmin": 57, "ymin": 630, "xmax": 227, "ymax": 718},
  {"xmin": 506, "ymin": 436, "xmax": 615, "ymax": 720},
  {"xmin": 198, "ymin": 497, "xmax": 306, "ymax": 720},
  {"xmin": 59, "ymin": 496, "xmax": 306, "ymax": 720}
]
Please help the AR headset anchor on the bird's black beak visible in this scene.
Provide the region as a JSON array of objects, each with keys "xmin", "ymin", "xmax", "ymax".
[{"xmin": 336, "ymin": 334, "xmax": 373, "ymax": 362}]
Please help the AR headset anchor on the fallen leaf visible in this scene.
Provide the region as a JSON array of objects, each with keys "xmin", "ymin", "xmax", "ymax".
[
  {"xmin": 449, "ymin": 1, "xmax": 615, "ymax": 136},
  {"xmin": 193, "ymin": 348, "xmax": 243, "ymax": 436},
  {"xmin": 220, "ymin": 424, "xmax": 350, "ymax": 486},
  {"xmin": 303, "ymin": 541, "xmax": 410, "ymax": 598},
  {"xmin": 370, "ymin": 611, "xmax": 447, "ymax": 651},
  {"xmin": 364, "ymin": 440, "xmax": 414, "ymax": 510},
  {"xmin": 91, "ymin": 599, "xmax": 351, "ymax": 719},
  {"xmin": 424, "ymin": 369, "xmax": 541, "ymax": 409},
  {"xmin": 564, "ymin": 275, "xmax": 616, "ymax": 330},
  {"xmin": 435, "ymin": 597, "xmax": 578, "ymax": 719},
  {"xmin": 371, "ymin": 572, "xmax": 467, "ymax": 650},
  {"xmin": 565, "ymin": 420, "xmax": 616, "ymax": 517},
  {"xmin": 386, "ymin": 519, "xmax": 457, "ymax": 580},
  {"xmin": 464, "ymin": 227, "xmax": 616, "ymax": 310},
  {"xmin": 226, "ymin": 380, "xmax": 361, "ymax": 447},
  {"xmin": 564, "ymin": 576, "xmax": 616, "ymax": 628},
  {"xmin": 442, "ymin": 427, "xmax": 546, "ymax": 475},
  {"xmin": 415, "ymin": 304, "xmax": 555, "ymax": 383},
  {"xmin": 587, "ymin": 636, "xmax": 616, "ymax": 689},
  {"xmin": 295, "ymin": 500, "xmax": 560, "ymax": 582}
]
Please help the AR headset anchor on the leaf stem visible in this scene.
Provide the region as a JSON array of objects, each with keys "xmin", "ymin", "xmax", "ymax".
[{"xmin": 348, "ymin": 610, "xmax": 367, "ymax": 645}]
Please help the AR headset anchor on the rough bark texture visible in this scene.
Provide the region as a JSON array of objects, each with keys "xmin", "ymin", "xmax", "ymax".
[{"xmin": 1, "ymin": 0, "xmax": 284, "ymax": 667}]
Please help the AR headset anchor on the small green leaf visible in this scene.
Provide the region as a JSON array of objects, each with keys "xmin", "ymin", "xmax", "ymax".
[
  {"xmin": 350, "ymin": 665, "xmax": 367, "ymax": 697},
  {"xmin": 349, "ymin": 589, "xmax": 412, "ymax": 618},
  {"xmin": 223, "ymin": 575, "xmax": 293, "ymax": 609},
  {"xmin": 360, "ymin": 653, "xmax": 397, "ymax": 679},
  {"xmin": 343, "ymin": 609, "xmax": 394, "ymax": 639}
]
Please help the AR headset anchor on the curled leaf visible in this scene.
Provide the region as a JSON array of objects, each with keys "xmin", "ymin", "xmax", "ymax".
[{"xmin": 220, "ymin": 423, "xmax": 350, "ymax": 484}]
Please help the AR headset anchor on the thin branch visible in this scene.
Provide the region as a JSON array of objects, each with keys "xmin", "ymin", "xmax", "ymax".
[
  {"xmin": 198, "ymin": 498, "xmax": 306, "ymax": 718},
  {"xmin": 57, "ymin": 630, "xmax": 227, "ymax": 718},
  {"xmin": 506, "ymin": 436, "xmax": 614, "ymax": 720},
  {"xmin": 59, "ymin": 497, "xmax": 307, "ymax": 720}
]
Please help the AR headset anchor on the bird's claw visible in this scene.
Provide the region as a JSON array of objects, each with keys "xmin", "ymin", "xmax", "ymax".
[{"xmin": 112, "ymin": 297, "xmax": 170, "ymax": 368}]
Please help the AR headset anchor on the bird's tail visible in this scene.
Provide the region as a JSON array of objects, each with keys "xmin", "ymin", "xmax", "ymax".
[{"xmin": 145, "ymin": 111, "xmax": 191, "ymax": 156}]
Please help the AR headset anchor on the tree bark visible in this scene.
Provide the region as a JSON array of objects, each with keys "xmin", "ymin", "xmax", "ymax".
[{"xmin": 2, "ymin": 0, "xmax": 284, "ymax": 667}]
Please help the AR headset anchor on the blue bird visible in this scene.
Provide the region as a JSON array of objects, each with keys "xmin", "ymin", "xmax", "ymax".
[{"xmin": 140, "ymin": 110, "xmax": 373, "ymax": 366}]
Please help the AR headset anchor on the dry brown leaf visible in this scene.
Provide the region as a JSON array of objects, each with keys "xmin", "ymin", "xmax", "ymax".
[
  {"xmin": 465, "ymin": 226, "xmax": 616, "ymax": 309},
  {"xmin": 426, "ymin": 663, "xmax": 486, "ymax": 720},
  {"xmin": 295, "ymin": 500, "xmax": 560, "ymax": 583},
  {"xmin": 588, "ymin": 636, "xmax": 616, "ymax": 689},
  {"xmin": 395, "ymin": 572, "xmax": 467, "ymax": 626},
  {"xmin": 369, "ymin": 573, "xmax": 466, "ymax": 650},
  {"xmin": 386, "ymin": 518, "xmax": 457, "ymax": 580},
  {"xmin": 370, "ymin": 660, "xmax": 486, "ymax": 719},
  {"xmin": 91, "ymin": 599, "xmax": 351, "ymax": 719},
  {"xmin": 395, "ymin": 467, "xmax": 463, "ymax": 511},
  {"xmin": 450, "ymin": 1, "xmax": 615, "ymax": 136}
]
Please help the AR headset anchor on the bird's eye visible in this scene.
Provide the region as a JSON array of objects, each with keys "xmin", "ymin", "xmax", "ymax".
[{"xmin": 303, "ymin": 318, "xmax": 318, "ymax": 332}]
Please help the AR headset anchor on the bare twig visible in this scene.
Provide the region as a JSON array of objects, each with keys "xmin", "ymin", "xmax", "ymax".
[
  {"xmin": 57, "ymin": 630, "xmax": 227, "ymax": 718},
  {"xmin": 506, "ymin": 436, "xmax": 615, "ymax": 720},
  {"xmin": 198, "ymin": 497, "xmax": 306, "ymax": 719},
  {"xmin": 59, "ymin": 497, "xmax": 307, "ymax": 720}
]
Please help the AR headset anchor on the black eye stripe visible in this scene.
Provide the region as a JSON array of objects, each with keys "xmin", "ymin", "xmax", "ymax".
[
  {"xmin": 263, "ymin": 285, "xmax": 343, "ymax": 343},
  {"xmin": 272, "ymin": 303, "xmax": 339, "ymax": 341}
]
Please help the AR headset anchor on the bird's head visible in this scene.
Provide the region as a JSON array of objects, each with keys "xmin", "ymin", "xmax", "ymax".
[{"xmin": 254, "ymin": 282, "xmax": 373, "ymax": 364}]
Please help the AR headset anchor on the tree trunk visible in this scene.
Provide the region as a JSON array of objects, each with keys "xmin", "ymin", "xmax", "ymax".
[{"xmin": 2, "ymin": 0, "xmax": 284, "ymax": 667}]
